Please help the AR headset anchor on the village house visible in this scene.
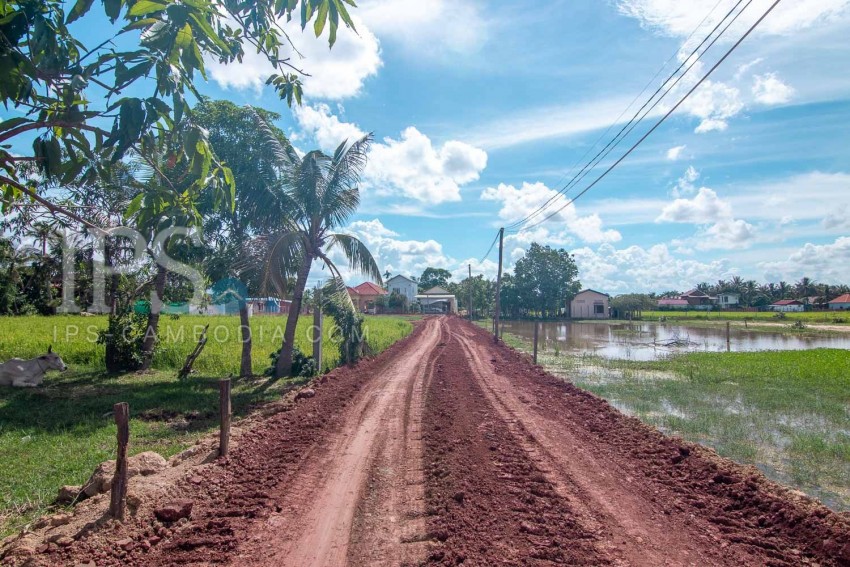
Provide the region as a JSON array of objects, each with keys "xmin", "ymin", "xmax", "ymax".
[
  {"xmin": 347, "ymin": 282, "xmax": 387, "ymax": 313},
  {"xmin": 828, "ymin": 293, "xmax": 850, "ymax": 310},
  {"xmin": 769, "ymin": 299, "xmax": 805, "ymax": 312},
  {"xmin": 680, "ymin": 289, "xmax": 714, "ymax": 309},
  {"xmin": 716, "ymin": 292, "xmax": 740, "ymax": 307},
  {"xmin": 416, "ymin": 286, "xmax": 457, "ymax": 314},
  {"xmin": 657, "ymin": 298, "xmax": 689, "ymax": 310},
  {"xmin": 570, "ymin": 289, "xmax": 610, "ymax": 319},
  {"xmin": 385, "ymin": 274, "xmax": 418, "ymax": 305}
]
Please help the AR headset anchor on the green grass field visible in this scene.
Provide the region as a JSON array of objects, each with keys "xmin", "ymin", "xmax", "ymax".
[
  {"xmin": 641, "ymin": 310, "xmax": 849, "ymax": 324},
  {"xmin": 497, "ymin": 328, "xmax": 850, "ymax": 512},
  {"xmin": 0, "ymin": 314, "xmax": 413, "ymax": 535}
]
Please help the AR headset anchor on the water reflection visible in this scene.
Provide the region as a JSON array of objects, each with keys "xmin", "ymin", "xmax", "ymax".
[{"xmin": 502, "ymin": 320, "xmax": 850, "ymax": 361}]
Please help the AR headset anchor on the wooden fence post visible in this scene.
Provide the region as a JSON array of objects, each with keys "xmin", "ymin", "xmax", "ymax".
[
  {"xmin": 726, "ymin": 321, "xmax": 731, "ymax": 352},
  {"xmin": 219, "ymin": 379, "xmax": 232, "ymax": 457},
  {"xmin": 109, "ymin": 402, "xmax": 129, "ymax": 521},
  {"xmin": 533, "ymin": 322, "xmax": 539, "ymax": 364},
  {"xmin": 313, "ymin": 288, "xmax": 323, "ymax": 372}
]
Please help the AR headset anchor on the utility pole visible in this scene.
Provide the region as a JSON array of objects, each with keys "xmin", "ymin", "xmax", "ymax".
[
  {"xmin": 468, "ymin": 264, "xmax": 473, "ymax": 321},
  {"xmin": 494, "ymin": 227, "xmax": 504, "ymax": 342}
]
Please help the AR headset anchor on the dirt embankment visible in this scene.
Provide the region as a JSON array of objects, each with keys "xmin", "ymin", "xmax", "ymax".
[{"xmin": 4, "ymin": 316, "xmax": 849, "ymax": 566}]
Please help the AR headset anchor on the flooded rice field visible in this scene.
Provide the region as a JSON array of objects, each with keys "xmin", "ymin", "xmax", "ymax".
[{"xmin": 501, "ymin": 320, "xmax": 850, "ymax": 361}]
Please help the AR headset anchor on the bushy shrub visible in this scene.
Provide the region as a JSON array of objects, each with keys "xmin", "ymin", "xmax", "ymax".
[
  {"xmin": 98, "ymin": 308, "xmax": 149, "ymax": 372},
  {"xmin": 264, "ymin": 346, "xmax": 317, "ymax": 378}
]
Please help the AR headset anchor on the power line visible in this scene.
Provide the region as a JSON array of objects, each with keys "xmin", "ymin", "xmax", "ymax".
[
  {"xmin": 506, "ymin": 0, "xmax": 750, "ymax": 232},
  {"xmin": 480, "ymin": 229, "xmax": 501, "ymax": 263},
  {"xmin": 518, "ymin": 0, "xmax": 782, "ymax": 232}
]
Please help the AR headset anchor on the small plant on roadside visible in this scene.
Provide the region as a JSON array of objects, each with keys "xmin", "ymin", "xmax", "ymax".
[
  {"xmin": 264, "ymin": 347, "xmax": 317, "ymax": 378},
  {"xmin": 773, "ymin": 312, "xmax": 787, "ymax": 320},
  {"xmin": 97, "ymin": 308, "xmax": 149, "ymax": 372}
]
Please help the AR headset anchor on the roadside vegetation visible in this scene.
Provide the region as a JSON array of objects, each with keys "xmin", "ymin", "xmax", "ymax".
[
  {"xmin": 641, "ymin": 310, "xmax": 849, "ymax": 325},
  {"xmin": 497, "ymin": 327, "xmax": 850, "ymax": 512},
  {"xmin": 0, "ymin": 314, "xmax": 412, "ymax": 536}
]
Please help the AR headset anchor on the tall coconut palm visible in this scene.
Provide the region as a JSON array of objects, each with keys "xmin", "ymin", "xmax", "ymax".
[{"xmin": 251, "ymin": 112, "xmax": 382, "ymax": 378}]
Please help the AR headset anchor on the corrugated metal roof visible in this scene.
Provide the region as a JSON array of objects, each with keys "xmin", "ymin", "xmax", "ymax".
[{"xmin": 829, "ymin": 293, "xmax": 850, "ymax": 304}]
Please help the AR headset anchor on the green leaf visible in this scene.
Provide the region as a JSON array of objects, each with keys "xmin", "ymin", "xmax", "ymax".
[
  {"xmin": 313, "ymin": 1, "xmax": 328, "ymax": 37},
  {"xmin": 66, "ymin": 0, "xmax": 96, "ymax": 24},
  {"xmin": 0, "ymin": 117, "xmax": 29, "ymax": 134},
  {"xmin": 104, "ymin": 0, "xmax": 123, "ymax": 22},
  {"xmin": 175, "ymin": 22, "xmax": 193, "ymax": 50},
  {"xmin": 125, "ymin": 193, "xmax": 144, "ymax": 220},
  {"xmin": 127, "ymin": 0, "xmax": 167, "ymax": 17}
]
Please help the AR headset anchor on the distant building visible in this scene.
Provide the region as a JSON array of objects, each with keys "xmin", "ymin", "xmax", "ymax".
[
  {"xmin": 769, "ymin": 299, "xmax": 805, "ymax": 312},
  {"xmin": 416, "ymin": 286, "xmax": 457, "ymax": 314},
  {"xmin": 828, "ymin": 294, "xmax": 850, "ymax": 310},
  {"xmin": 716, "ymin": 292, "xmax": 740, "ymax": 307},
  {"xmin": 657, "ymin": 298, "xmax": 689, "ymax": 310},
  {"xmin": 347, "ymin": 282, "xmax": 387, "ymax": 313},
  {"xmin": 680, "ymin": 289, "xmax": 714, "ymax": 309},
  {"xmin": 570, "ymin": 289, "xmax": 610, "ymax": 319},
  {"xmin": 246, "ymin": 297, "xmax": 292, "ymax": 315},
  {"xmin": 385, "ymin": 275, "xmax": 418, "ymax": 304}
]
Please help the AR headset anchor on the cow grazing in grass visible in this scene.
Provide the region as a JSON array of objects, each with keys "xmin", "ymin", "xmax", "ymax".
[{"xmin": 0, "ymin": 346, "xmax": 67, "ymax": 388}]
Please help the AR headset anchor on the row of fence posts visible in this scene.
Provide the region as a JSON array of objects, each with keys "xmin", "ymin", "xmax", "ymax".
[
  {"xmin": 106, "ymin": 290, "xmax": 326, "ymax": 521},
  {"xmin": 106, "ymin": 377, "xmax": 233, "ymax": 521}
]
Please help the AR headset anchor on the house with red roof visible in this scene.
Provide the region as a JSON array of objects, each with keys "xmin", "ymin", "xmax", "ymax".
[
  {"xmin": 828, "ymin": 294, "xmax": 850, "ymax": 310},
  {"xmin": 347, "ymin": 281, "xmax": 387, "ymax": 313}
]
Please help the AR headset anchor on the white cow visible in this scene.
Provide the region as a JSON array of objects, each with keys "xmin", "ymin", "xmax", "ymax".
[{"xmin": 0, "ymin": 346, "xmax": 68, "ymax": 387}]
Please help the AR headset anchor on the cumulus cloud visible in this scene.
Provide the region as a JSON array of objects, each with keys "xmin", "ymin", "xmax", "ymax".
[
  {"xmin": 571, "ymin": 243, "xmax": 732, "ymax": 294},
  {"xmin": 759, "ymin": 236, "xmax": 850, "ymax": 282},
  {"xmin": 207, "ymin": 16, "xmax": 381, "ymax": 99},
  {"xmin": 293, "ymin": 104, "xmax": 487, "ymax": 205},
  {"xmin": 480, "ymin": 181, "xmax": 622, "ymax": 244},
  {"xmin": 666, "ymin": 144, "xmax": 687, "ymax": 160},
  {"xmin": 366, "ymin": 128, "xmax": 487, "ymax": 204},
  {"xmin": 752, "ymin": 72, "xmax": 795, "ymax": 104},
  {"xmin": 658, "ymin": 174, "xmax": 757, "ymax": 250},
  {"xmin": 682, "ymin": 80, "xmax": 744, "ymax": 133},
  {"xmin": 658, "ymin": 187, "xmax": 732, "ymax": 223},
  {"xmin": 342, "ymin": 219, "xmax": 452, "ymax": 279}
]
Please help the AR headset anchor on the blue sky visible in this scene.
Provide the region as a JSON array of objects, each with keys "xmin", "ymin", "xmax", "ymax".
[{"xmin": 11, "ymin": 0, "xmax": 850, "ymax": 293}]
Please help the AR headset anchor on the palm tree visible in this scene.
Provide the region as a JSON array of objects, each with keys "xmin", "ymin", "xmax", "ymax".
[{"xmin": 252, "ymin": 113, "xmax": 382, "ymax": 378}]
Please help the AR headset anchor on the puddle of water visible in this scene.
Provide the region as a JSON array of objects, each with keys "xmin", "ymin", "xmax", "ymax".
[{"xmin": 503, "ymin": 320, "xmax": 850, "ymax": 361}]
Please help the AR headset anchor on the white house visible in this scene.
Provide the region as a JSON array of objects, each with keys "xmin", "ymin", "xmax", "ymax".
[
  {"xmin": 715, "ymin": 292, "xmax": 740, "ymax": 307},
  {"xmin": 416, "ymin": 286, "xmax": 457, "ymax": 314},
  {"xmin": 828, "ymin": 294, "xmax": 850, "ymax": 310},
  {"xmin": 570, "ymin": 289, "xmax": 610, "ymax": 319},
  {"xmin": 385, "ymin": 275, "xmax": 418, "ymax": 305}
]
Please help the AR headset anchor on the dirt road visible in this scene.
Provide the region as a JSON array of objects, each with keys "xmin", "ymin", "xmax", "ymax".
[{"xmin": 37, "ymin": 317, "xmax": 850, "ymax": 566}]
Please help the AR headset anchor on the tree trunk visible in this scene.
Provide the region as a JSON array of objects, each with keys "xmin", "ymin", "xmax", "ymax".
[
  {"xmin": 239, "ymin": 300, "xmax": 252, "ymax": 378},
  {"xmin": 140, "ymin": 264, "xmax": 167, "ymax": 370},
  {"xmin": 275, "ymin": 254, "xmax": 312, "ymax": 378}
]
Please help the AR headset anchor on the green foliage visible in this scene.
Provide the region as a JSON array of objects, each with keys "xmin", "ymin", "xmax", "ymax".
[
  {"xmin": 97, "ymin": 308, "xmax": 148, "ymax": 371},
  {"xmin": 502, "ymin": 242, "xmax": 581, "ymax": 318},
  {"xmin": 0, "ymin": 0, "xmax": 358, "ymax": 217},
  {"xmin": 418, "ymin": 267, "xmax": 452, "ymax": 291},
  {"xmin": 264, "ymin": 346, "xmax": 317, "ymax": 377},
  {"xmin": 324, "ymin": 295, "xmax": 370, "ymax": 365},
  {"xmin": 610, "ymin": 293, "xmax": 657, "ymax": 312}
]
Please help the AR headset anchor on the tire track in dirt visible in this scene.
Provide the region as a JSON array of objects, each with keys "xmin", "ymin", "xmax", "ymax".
[
  {"xmin": 451, "ymin": 317, "xmax": 850, "ymax": 566},
  {"xmin": 423, "ymin": 323, "xmax": 610, "ymax": 565},
  {"xmin": 235, "ymin": 317, "xmax": 443, "ymax": 566}
]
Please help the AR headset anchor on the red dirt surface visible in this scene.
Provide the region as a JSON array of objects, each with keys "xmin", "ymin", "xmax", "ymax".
[{"xmin": 12, "ymin": 316, "xmax": 850, "ymax": 566}]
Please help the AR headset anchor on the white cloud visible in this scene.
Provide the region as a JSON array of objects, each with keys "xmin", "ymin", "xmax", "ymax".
[
  {"xmin": 658, "ymin": 187, "xmax": 732, "ymax": 223},
  {"xmin": 822, "ymin": 205, "xmax": 850, "ymax": 230},
  {"xmin": 657, "ymin": 182, "xmax": 757, "ymax": 250},
  {"xmin": 759, "ymin": 236, "xmax": 850, "ymax": 282},
  {"xmin": 293, "ymin": 104, "xmax": 488, "ymax": 205},
  {"xmin": 571, "ymin": 243, "xmax": 732, "ymax": 294},
  {"xmin": 343, "ymin": 219, "xmax": 451, "ymax": 280},
  {"xmin": 359, "ymin": 0, "xmax": 489, "ymax": 56},
  {"xmin": 681, "ymin": 80, "xmax": 744, "ymax": 133},
  {"xmin": 480, "ymin": 181, "xmax": 622, "ymax": 244},
  {"xmin": 366, "ymin": 128, "xmax": 487, "ymax": 203},
  {"xmin": 617, "ymin": 0, "xmax": 850, "ymax": 38},
  {"xmin": 292, "ymin": 104, "xmax": 366, "ymax": 149},
  {"xmin": 666, "ymin": 144, "xmax": 687, "ymax": 160},
  {"xmin": 671, "ymin": 165, "xmax": 700, "ymax": 197},
  {"xmin": 207, "ymin": 16, "xmax": 381, "ymax": 100},
  {"xmin": 752, "ymin": 72, "xmax": 795, "ymax": 104}
]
